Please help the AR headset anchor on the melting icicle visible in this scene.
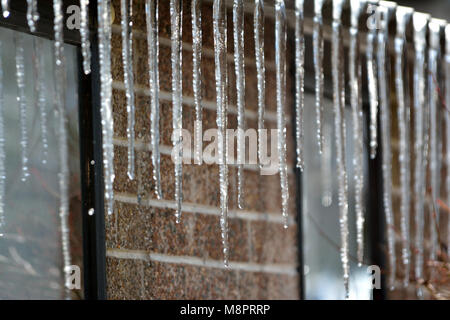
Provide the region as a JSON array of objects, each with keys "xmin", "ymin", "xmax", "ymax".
[
  {"xmin": 233, "ymin": 0, "xmax": 245, "ymax": 209},
  {"xmin": 395, "ymin": 6, "xmax": 413, "ymax": 288},
  {"xmin": 332, "ymin": 0, "xmax": 349, "ymax": 299},
  {"xmin": 213, "ymin": 0, "xmax": 229, "ymax": 266},
  {"xmin": 428, "ymin": 19, "xmax": 445, "ymax": 263},
  {"xmin": 192, "ymin": 0, "xmax": 202, "ymax": 165},
  {"xmin": 171, "ymin": 0, "xmax": 183, "ymax": 223},
  {"xmin": 33, "ymin": 38, "xmax": 49, "ymax": 164},
  {"xmin": 121, "ymin": 0, "xmax": 136, "ymax": 180},
  {"xmin": 295, "ymin": 0, "xmax": 304, "ymax": 170},
  {"xmin": 146, "ymin": 0, "xmax": 162, "ymax": 199},
  {"xmin": 367, "ymin": 1, "xmax": 379, "ymax": 159},
  {"xmin": 26, "ymin": 0, "xmax": 39, "ymax": 32},
  {"xmin": 53, "ymin": 0, "xmax": 64, "ymax": 66},
  {"xmin": 254, "ymin": 0, "xmax": 265, "ymax": 169},
  {"xmin": 349, "ymin": 0, "xmax": 365, "ymax": 267},
  {"xmin": 321, "ymin": 123, "xmax": 332, "ymax": 207},
  {"xmin": 98, "ymin": 0, "xmax": 115, "ymax": 216},
  {"xmin": 80, "ymin": 0, "xmax": 91, "ymax": 74},
  {"xmin": 15, "ymin": 35, "xmax": 29, "ymax": 182},
  {"xmin": 313, "ymin": 0, "xmax": 324, "ymax": 155},
  {"xmin": 377, "ymin": 2, "xmax": 396, "ymax": 291},
  {"xmin": 275, "ymin": 0, "xmax": 289, "ymax": 229},
  {"xmin": 0, "ymin": 41, "xmax": 5, "ymax": 237},
  {"xmin": 145, "ymin": 0, "xmax": 162, "ymax": 199},
  {"xmin": 1, "ymin": 0, "xmax": 9, "ymax": 18},
  {"xmin": 412, "ymin": 12, "xmax": 429, "ymax": 297},
  {"xmin": 446, "ymin": 25, "xmax": 450, "ymax": 259}
]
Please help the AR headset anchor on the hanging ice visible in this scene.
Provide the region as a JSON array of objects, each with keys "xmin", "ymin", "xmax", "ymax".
[
  {"xmin": 233, "ymin": 0, "xmax": 245, "ymax": 209},
  {"xmin": 0, "ymin": 42, "xmax": 5, "ymax": 237},
  {"xmin": 377, "ymin": 1, "xmax": 397, "ymax": 291},
  {"xmin": 446, "ymin": 25, "xmax": 450, "ymax": 259},
  {"xmin": 395, "ymin": 6, "xmax": 413, "ymax": 288},
  {"xmin": 15, "ymin": 34, "xmax": 29, "ymax": 182},
  {"xmin": 80, "ymin": 0, "xmax": 91, "ymax": 74},
  {"xmin": 26, "ymin": 0, "xmax": 39, "ymax": 32},
  {"xmin": 192, "ymin": 0, "xmax": 203, "ymax": 165},
  {"xmin": 412, "ymin": 12, "xmax": 429, "ymax": 297},
  {"xmin": 97, "ymin": 0, "xmax": 115, "ymax": 216},
  {"xmin": 146, "ymin": 0, "xmax": 162, "ymax": 199},
  {"xmin": 332, "ymin": 0, "xmax": 349, "ymax": 299},
  {"xmin": 1, "ymin": 0, "xmax": 9, "ymax": 18},
  {"xmin": 171, "ymin": 0, "xmax": 183, "ymax": 223},
  {"xmin": 367, "ymin": 1, "xmax": 379, "ymax": 159},
  {"xmin": 275, "ymin": 0, "xmax": 289, "ymax": 229},
  {"xmin": 313, "ymin": 0, "xmax": 324, "ymax": 155},
  {"xmin": 295, "ymin": 0, "xmax": 304, "ymax": 170},
  {"xmin": 53, "ymin": 0, "xmax": 64, "ymax": 66},
  {"xmin": 254, "ymin": 0, "xmax": 265, "ymax": 169},
  {"xmin": 321, "ymin": 123, "xmax": 332, "ymax": 207},
  {"xmin": 121, "ymin": 0, "xmax": 136, "ymax": 181},
  {"xmin": 349, "ymin": 0, "xmax": 365, "ymax": 267},
  {"xmin": 213, "ymin": 0, "xmax": 229, "ymax": 266}
]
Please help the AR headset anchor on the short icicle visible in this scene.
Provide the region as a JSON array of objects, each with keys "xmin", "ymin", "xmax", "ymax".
[
  {"xmin": 192, "ymin": 0, "xmax": 203, "ymax": 165},
  {"xmin": 213, "ymin": 0, "xmax": 229, "ymax": 266},
  {"xmin": 1, "ymin": 0, "xmax": 9, "ymax": 18},
  {"xmin": 313, "ymin": 0, "xmax": 325, "ymax": 154},
  {"xmin": 395, "ymin": 6, "xmax": 414, "ymax": 288},
  {"xmin": 121, "ymin": 0, "xmax": 136, "ymax": 181},
  {"xmin": 254, "ymin": 0, "xmax": 265, "ymax": 169},
  {"xmin": 332, "ymin": 0, "xmax": 349, "ymax": 299},
  {"xmin": 170, "ymin": 0, "xmax": 183, "ymax": 223},
  {"xmin": 145, "ymin": 0, "xmax": 162, "ymax": 199},
  {"xmin": 233, "ymin": 0, "xmax": 245, "ymax": 209},
  {"xmin": 295, "ymin": 0, "xmax": 305, "ymax": 170},
  {"xmin": 0, "ymin": 41, "xmax": 5, "ymax": 237},
  {"xmin": 26, "ymin": 0, "xmax": 39, "ymax": 32},
  {"xmin": 80, "ymin": 0, "xmax": 91, "ymax": 74}
]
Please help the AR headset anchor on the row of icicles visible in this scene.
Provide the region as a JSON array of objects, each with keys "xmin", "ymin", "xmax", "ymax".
[{"xmin": 1, "ymin": 0, "xmax": 449, "ymax": 299}]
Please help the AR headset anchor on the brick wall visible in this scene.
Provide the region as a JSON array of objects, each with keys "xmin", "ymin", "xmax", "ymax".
[{"xmin": 105, "ymin": 0, "xmax": 299, "ymax": 299}]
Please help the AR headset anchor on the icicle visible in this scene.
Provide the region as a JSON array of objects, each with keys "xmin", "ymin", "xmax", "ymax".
[
  {"xmin": 33, "ymin": 38, "xmax": 49, "ymax": 164},
  {"xmin": 377, "ymin": 1, "xmax": 397, "ymax": 291},
  {"xmin": 412, "ymin": 12, "xmax": 430, "ymax": 297},
  {"xmin": 15, "ymin": 35, "xmax": 29, "ymax": 182},
  {"xmin": 321, "ymin": 123, "xmax": 332, "ymax": 207},
  {"xmin": 275, "ymin": 0, "xmax": 289, "ymax": 229},
  {"xmin": 367, "ymin": 1, "xmax": 379, "ymax": 159},
  {"xmin": 192, "ymin": 0, "xmax": 202, "ymax": 165},
  {"xmin": 428, "ymin": 19, "xmax": 445, "ymax": 263},
  {"xmin": 313, "ymin": 0, "xmax": 324, "ymax": 155},
  {"xmin": 446, "ymin": 25, "xmax": 450, "ymax": 259},
  {"xmin": 254, "ymin": 0, "xmax": 265, "ymax": 169},
  {"xmin": 349, "ymin": 0, "xmax": 365, "ymax": 267},
  {"xmin": 145, "ymin": 0, "xmax": 162, "ymax": 199},
  {"xmin": 332, "ymin": 0, "xmax": 349, "ymax": 299},
  {"xmin": 97, "ymin": 0, "xmax": 115, "ymax": 216},
  {"xmin": 171, "ymin": 0, "xmax": 183, "ymax": 223},
  {"xmin": 2, "ymin": 0, "xmax": 9, "ymax": 18},
  {"xmin": 395, "ymin": 6, "xmax": 413, "ymax": 288},
  {"xmin": 26, "ymin": 0, "xmax": 39, "ymax": 32},
  {"xmin": 0, "ymin": 41, "xmax": 5, "ymax": 237},
  {"xmin": 121, "ymin": 0, "xmax": 136, "ymax": 181},
  {"xmin": 53, "ymin": 0, "xmax": 64, "ymax": 66},
  {"xmin": 233, "ymin": 0, "xmax": 245, "ymax": 209},
  {"xmin": 213, "ymin": 0, "xmax": 229, "ymax": 266},
  {"xmin": 295, "ymin": 0, "xmax": 304, "ymax": 170},
  {"xmin": 80, "ymin": 0, "xmax": 91, "ymax": 74}
]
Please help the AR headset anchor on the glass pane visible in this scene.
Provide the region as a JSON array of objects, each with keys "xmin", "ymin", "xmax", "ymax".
[{"xmin": 0, "ymin": 28, "xmax": 82, "ymax": 299}]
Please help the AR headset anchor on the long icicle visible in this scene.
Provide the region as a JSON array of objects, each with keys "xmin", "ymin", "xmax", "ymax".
[
  {"xmin": 53, "ymin": 0, "xmax": 72, "ymax": 299},
  {"xmin": 171, "ymin": 0, "xmax": 183, "ymax": 223},
  {"xmin": 192, "ymin": 0, "xmax": 203, "ymax": 165},
  {"xmin": 446, "ymin": 25, "xmax": 450, "ymax": 260},
  {"xmin": 349, "ymin": 0, "xmax": 365, "ymax": 267},
  {"xmin": 213, "ymin": 0, "xmax": 229, "ymax": 266},
  {"xmin": 412, "ymin": 12, "xmax": 430, "ymax": 298},
  {"xmin": 98, "ymin": 0, "xmax": 115, "ymax": 216},
  {"xmin": 121, "ymin": 0, "xmax": 136, "ymax": 180},
  {"xmin": 80, "ymin": 0, "xmax": 91, "ymax": 74},
  {"xmin": 367, "ymin": 1, "xmax": 379, "ymax": 159},
  {"xmin": 377, "ymin": 1, "xmax": 397, "ymax": 291},
  {"xmin": 0, "ymin": 41, "xmax": 5, "ymax": 237},
  {"xmin": 313, "ymin": 0, "xmax": 324, "ymax": 155},
  {"xmin": 15, "ymin": 34, "xmax": 29, "ymax": 182},
  {"xmin": 332, "ymin": 0, "xmax": 349, "ymax": 299},
  {"xmin": 275, "ymin": 0, "xmax": 289, "ymax": 229},
  {"xmin": 1, "ymin": 0, "xmax": 9, "ymax": 17},
  {"xmin": 395, "ymin": 6, "xmax": 413, "ymax": 288},
  {"xmin": 146, "ymin": 0, "xmax": 162, "ymax": 199},
  {"xmin": 254, "ymin": 0, "xmax": 265, "ymax": 169},
  {"xmin": 295, "ymin": 0, "xmax": 304, "ymax": 170},
  {"xmin": 233, "ymin": 0, "xmax": 245, "ymax": 209},
  {"xmin": 26, "ymin": 0, "xmax": 39, "ymax": 32}
]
